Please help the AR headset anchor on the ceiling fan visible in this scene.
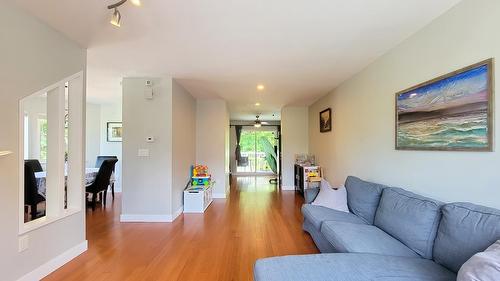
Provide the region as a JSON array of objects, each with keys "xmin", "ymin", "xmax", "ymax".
[{"xmin": 254, "ymin": 115, "xmax": 269, "ymax": 128}]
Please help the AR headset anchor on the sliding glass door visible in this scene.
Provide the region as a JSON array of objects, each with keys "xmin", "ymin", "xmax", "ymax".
[{"xmin": 237, "ymin": 126, "xmax": 278, "ymax": 175}]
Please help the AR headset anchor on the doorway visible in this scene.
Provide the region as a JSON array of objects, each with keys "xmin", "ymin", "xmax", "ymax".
[{"xmin": 233, "ymin": 126, "xmax": 280, "ymax": 177}]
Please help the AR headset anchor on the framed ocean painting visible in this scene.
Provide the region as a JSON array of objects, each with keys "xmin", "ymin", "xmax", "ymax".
[{"xmin": 396, "ymin": 59, "xmax": 494, "ymax": 151}]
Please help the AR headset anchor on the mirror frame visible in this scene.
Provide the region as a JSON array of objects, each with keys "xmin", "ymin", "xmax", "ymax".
[{"xmin": 18, "ymin": 71, "xmax": 85, "ymax": 234}]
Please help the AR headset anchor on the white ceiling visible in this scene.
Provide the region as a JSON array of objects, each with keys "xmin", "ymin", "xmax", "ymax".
[{"xmin": 13, "ymin": 0, "xmax": 461, "ymax": 120}]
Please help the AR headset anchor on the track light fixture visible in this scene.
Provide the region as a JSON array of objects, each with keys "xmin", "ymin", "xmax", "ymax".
[
  {"xmin": 110, "ymin": 8, "xmax": 121, "ymax": 27},
  {"xmin": 129, "ymin": 0, "xmax": 142, "ymax": 6},
  {"xmin": 107, "ymin": 0, "xmax": 142, "ymax": 27}
]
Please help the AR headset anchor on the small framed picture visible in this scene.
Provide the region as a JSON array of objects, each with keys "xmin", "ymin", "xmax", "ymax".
[
  {"xmin": 107, "ymin": 122, "xmax": 123, "ymax": 142},
  {"xmin": 319, "ymin": 108, "xmax": 332, "ymax": 133}
]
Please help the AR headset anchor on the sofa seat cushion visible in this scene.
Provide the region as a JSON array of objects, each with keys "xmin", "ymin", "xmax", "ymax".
[
  {"xmin": 254, "ymin": 253, "xmax": 456, "ymax": 281},
  {"xmin": 345, "ymin": 176, "xmax": 386, "ymax": 224},
  {"xmin": 302, "ymin": 204, "xmax": 367, "ymax": 231},
  {"xmin": 433, "ymin": 202, "xmax": 500, "ymax": 273},
  {"xmin": 321, "ymin": 221, "xmax": 419, "ymax": 258},
  {"xmin": 374, "ymin": 187, "xmax": 442, "ymax": 259}
]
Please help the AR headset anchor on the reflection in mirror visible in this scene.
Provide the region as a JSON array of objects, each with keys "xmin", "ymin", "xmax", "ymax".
[{"xmin": 22, "ymin": 92, "xmax": 48, "ymax": 222}]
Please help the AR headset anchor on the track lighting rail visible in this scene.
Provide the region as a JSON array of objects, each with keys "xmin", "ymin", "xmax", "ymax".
[{"xmin": 107, "ymin": 0, "xmax": 128, "ymax": 10}]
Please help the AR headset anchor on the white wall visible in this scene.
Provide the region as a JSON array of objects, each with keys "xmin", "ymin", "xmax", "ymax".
[
  {"xmin": 225, "ymin": 109, "xmax": 230, "ymax": 193},
  {"xmin": 172, "ymin": 80, "xmax": 196, "ymax": 215},
  {"xmin": 99, "ymin": 102, "xmax": 122, "ymax": 190},
  {"xmin": 281, "ymin": 106, "xmax": 309, "ymax": 189},
  {"xmin": 122, "ymin": 78, "xmax": 173, "ymax": 220},
  {"xmin": 0, "ymin": 3, "xmax": 86, "ymax": 280},
  {"xmin": 119, "ymin": 80, "xmax": 230, "ymax": 212},
  {"xmin": 309, "ymin": 0, "xmax": 500, "ymax": 208},
  {"xmin": 196, "ymin": 99, "xmax": 230, "ymax": 198},
  {"xmin": 86, "ymin": 103, "xmax": 101, "ymax": 168}
]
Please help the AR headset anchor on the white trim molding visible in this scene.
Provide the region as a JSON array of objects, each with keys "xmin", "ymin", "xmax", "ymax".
[
  {"xmin": 120, "ymin": 207, "xmax": 184, "ymax": 223},
  {"xmin": 19, "ymin": 208, "xmax": 81, "ymax": 235},
  {"xmin": 0, "ymin": 150, "xmax": 13, "ymax": 157},
  {"xmin": 17, "ymin": 240, "xmax": 87, "ymax": 281},
  {"xmin": 18, "ymin": 71, "xmax": 85, "ymax": 234},
  {"xmin": 281, "ymin": 186, "xmax": 295, "ymax": 191},
  {"xmin": 172, "ymin": 206, "xmax": 183, "ymax": 221}
]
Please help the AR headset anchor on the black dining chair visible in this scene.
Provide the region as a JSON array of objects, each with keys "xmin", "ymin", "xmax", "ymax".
[
  {"xmin": 239, "ymin": 156, "xmax": 249, "ymax": 167},
  {"xmin": 86, "ymin": 159, "xmax": 118, "ymax": 210},
  {"xmin": 95, "ymin": 156, "xmax": 118, "ymax": 199},
  {"xmin": 25, "ymin": 159, "xmax": 44, "ymax": 173},
  {"xmin": 24, "ymin": 163, "xmax": 46, "ymax": 221}
]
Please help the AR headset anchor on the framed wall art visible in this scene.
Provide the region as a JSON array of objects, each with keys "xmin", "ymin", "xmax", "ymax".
[
  {"xmin": 320, "ymin": 108, "xmax": 332, "ymax": 133},
  {"xmin": 107, "ymin": 122, "xmax": 123, "ymax": 142},
  {"xmin": 396, "ymin": 59, "xmax": 493, "ymax": 151}
]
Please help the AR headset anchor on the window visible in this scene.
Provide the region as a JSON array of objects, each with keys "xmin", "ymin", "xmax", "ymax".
[
  {"xmin": 38, "ymin": 118, "xmax": 48, "ymax": 163},
  {"xmin": 23, "ymin": 114, "xmax": 29, "ymax": 157},
  {"xmin": 237, "ymin": 127, "xmax": 278, "ymax": 174},
  {"xmin": 19, "ymin": 72, "xmax": 84, "ymax": 233}
]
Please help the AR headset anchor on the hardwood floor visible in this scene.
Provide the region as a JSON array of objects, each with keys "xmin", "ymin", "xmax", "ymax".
[{"xmin": 44, "ymin": 176, "xmax": 318, "ymax": 281}]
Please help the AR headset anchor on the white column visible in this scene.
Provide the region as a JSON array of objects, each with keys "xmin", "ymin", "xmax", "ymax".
[
  {"xmin": 45, "ymin": 86, "xmax": 65, "ymax": 217},
  {"xmin": 67, "ymin": 74, "xmax": 85, "ymax": 210}
]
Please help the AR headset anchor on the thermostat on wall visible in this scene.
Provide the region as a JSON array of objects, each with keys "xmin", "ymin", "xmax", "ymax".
[
  {"xmin": 144, "ymin": 88, "xmax": 153, "ymax": 100},
  {"xmin": 138, "ymin": 149, "xmax": 150, "ymax": 157}
]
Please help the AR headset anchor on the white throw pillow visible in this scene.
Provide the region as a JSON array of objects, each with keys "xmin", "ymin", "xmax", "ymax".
[
  {"xmin": 311, "ymin": 179, "xmax": 349, "ymax": 213},
  {"xmin": 457, "ymin": 240, "xmax": 500, "ymax": 281}
]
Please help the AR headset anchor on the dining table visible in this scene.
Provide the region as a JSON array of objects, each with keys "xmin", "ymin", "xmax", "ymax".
[{"xmin": 34, "ymin": 168, "xmax": 115, "ymax": 198}]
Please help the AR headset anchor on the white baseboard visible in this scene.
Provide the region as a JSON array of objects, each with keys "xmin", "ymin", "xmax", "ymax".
[
  {"xmin": 213, "ymin": 193, "xmax": 227, "ymax": 199},
  {"xmin": 120, "ymin": 214, "xmax": 171, "ymax": 222},
  {"xmin": 120, "ymin": 206, "xmax": 184, "ymax": 223},
  {"xmin": 281, "ymin": 186, "xmax": 295, "ymax": 191},
  {"xmin": 18, "ymin": 240, "xmax": 88, "ymax": 281},
  {"xmin": 171, "ymin": 205, "xmax": 183, "ymax": 222}
]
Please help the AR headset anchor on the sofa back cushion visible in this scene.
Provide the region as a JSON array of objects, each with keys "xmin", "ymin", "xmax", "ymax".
[
  {"xmin": 344, "ymin": 176, "xmax": 385, "ymax": 224},
  {"xmin": 374, "ymin": 187, "xmax": 442, "ymax": 259},
  {"xmin": 433, "ymin": 202, "xmax": 500, "ymax": 273}
]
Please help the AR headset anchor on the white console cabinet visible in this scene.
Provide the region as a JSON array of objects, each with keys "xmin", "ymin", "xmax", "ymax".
[{"xmin": 183, "ymin": 181, "xmax": 214, "ymax": 213}]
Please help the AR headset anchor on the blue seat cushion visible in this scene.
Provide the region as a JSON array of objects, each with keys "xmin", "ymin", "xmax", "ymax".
[
  {"xmin": 433, "ymin": 202, "xmax": 500, "ymax": 273},
  {"xmin": 321, "ymin": 221, "xmax": 419, "ymax": 258},
  {"xmin": 302, "ymin": 204, "xmax": 367, "ymax": 231},
  {"xmin": 345, "ymin": 176, "xmax": 385, "ymax": 224},
  {"xmin": 254, "ymin": 253, "xmax": 456, "ymax": 281},
  {"xmin": 374, "ymin": 187, "xmax": 442, "ymax": 259}
]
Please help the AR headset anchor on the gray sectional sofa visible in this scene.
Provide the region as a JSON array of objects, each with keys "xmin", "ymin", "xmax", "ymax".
[{"xmin": 254, "ymin": 176, "xmax": 500, "ymax": 281}]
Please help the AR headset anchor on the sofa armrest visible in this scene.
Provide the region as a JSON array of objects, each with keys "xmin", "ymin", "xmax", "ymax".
[{"xmin": 304, "ymin": 187, "xmax": 320, "ymax": 204}]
